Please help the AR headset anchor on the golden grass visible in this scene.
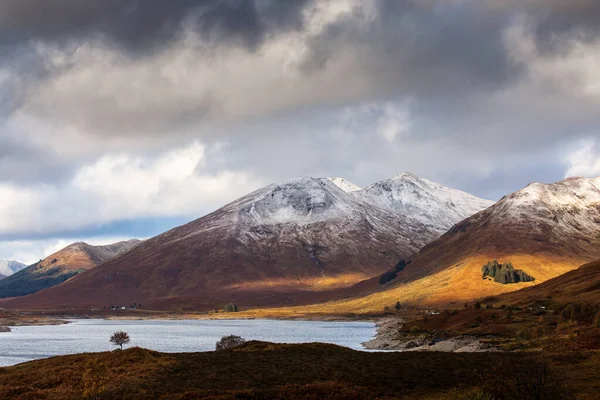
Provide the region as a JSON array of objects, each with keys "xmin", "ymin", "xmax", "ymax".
[
  {"xmin": 223, "ymin": 273, "xmax": 373, "ymax": 291},
  {"xmin": 231, "ymin": 253, "xmax": 588, "ymax": 317}
]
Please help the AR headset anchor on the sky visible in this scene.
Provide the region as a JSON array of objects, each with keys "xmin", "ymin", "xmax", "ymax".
[{"xmin": 1, "ymin": 0, "xmax": 600, "ymax": 263}]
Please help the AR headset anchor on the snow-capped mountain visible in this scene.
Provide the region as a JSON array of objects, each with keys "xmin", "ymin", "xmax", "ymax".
[
  {"xmin": 5, "ymin": 177, "xmax": 440, "ymax": 310},
  {"xmin": 353, "ymin": 172, "xmax": 495, "ymax": 234},
  {"xmin": 368, "ymin": 176, "xmax": 600, "ymax": 305},
  {"xmin": 0, "ymin": 260, "xmax": 27, "ymax": 278}
]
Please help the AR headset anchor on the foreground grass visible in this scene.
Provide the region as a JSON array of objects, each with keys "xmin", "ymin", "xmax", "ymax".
[{"xmin": 0, "ymin": 341, "xmax": 598, "ymax": 399}]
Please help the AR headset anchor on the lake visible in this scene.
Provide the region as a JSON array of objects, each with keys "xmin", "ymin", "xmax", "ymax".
[{"xmin": 0, "ymin": 319, "xmax": 376, "ymax": 366}]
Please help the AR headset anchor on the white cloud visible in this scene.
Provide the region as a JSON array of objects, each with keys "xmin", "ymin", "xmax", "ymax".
[
  {"xmin": 0, "ymin": 140, "xmax": 265, "ymax": 237},
  {"xmin": 565, "ymin": 140, "xmax": 600, "ymax": 178}
]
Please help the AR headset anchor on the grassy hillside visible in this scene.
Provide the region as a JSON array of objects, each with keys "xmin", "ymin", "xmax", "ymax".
[{"xmin": 0, "ymin": 342, "xmax": 597, "ymax": 399}]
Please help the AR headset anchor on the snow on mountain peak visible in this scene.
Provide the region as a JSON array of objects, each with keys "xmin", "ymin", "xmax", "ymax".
[
  {"xmin": 227, "ymin": 177, "xmax": 367, "ymax": 226},
  {"xmin": 328, "ymin": 177, "xmax": 361, "ymax": 193},
  {"xmin": 500, "ymin": 176, "xmax": 600, "ymax": 214},
  {"xmin": 353, "ymin": 173, "xmax": 495, "ymax": 234}
]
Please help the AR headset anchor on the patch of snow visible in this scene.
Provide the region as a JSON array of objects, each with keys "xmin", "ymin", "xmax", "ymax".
[
  {"xmin": 353, "ymin": 172, "xmax": 495, "ymax": 234},
  {"xmin": 328, "ymin": 177, "xmax": 361, "ymax": 193},
  {"xmin": 0, "ymin": 260, "xmax": 27, "ymax": 277}
]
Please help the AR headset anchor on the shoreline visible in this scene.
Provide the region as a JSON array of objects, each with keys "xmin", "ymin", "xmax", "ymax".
[{"xmin": 363, "ymin": 317, "xmax": 496, "ymax": 352}]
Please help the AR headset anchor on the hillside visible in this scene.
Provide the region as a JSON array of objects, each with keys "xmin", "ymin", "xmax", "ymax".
[
  {"xmin": 1, "ymin": 342, "xmax": 592, "ymax": 400},
  {"xmin": 1, "ymin": 177, "xmax": 450, "ymax": 310},
  {"xmin": 493, "ymin": 258, "xmax": 600, "ymax": 306},
  {"xmin": 0, "ymin": 261, "xmax": 26, "ymax": 279},
  {"xmin": 0, "ymin": 240, "xmax": 141, "ymax": 298}
]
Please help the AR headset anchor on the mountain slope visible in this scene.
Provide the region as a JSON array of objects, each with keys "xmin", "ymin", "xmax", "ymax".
[
  {"xmin": 0, "ymin": 261, "xmax": 26, "ymax": 279},
  {"xmin": 369, "ymin": 176, "xmax": 600, "ymax": 305},
  {"xmin": 353, "ymin": 172, "xmax": 495, "ymax": 234},
  {"xmin": 492, "ymin": 258, "xmax": 600, "ymax": 306},
  {"xmin": 4, "ymin": 177, "xmax": 439, "ymax": 310},
  {"xmin": 0, "ymin": 240, "xmax": 141, "ymax": 298},
  {"xmin": 278, "ymin": 176, "xmax": 600, "ymax": 313}
]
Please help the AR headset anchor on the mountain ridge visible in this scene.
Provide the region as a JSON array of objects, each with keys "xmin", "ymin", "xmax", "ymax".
[{"xmin": 0, "ymin": 239, "xmax": 141, "ymax": 298}]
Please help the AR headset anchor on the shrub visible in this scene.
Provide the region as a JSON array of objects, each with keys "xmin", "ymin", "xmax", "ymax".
[
  {"xmin": 215, "ymin": 335, "xmax": 246, "ymax": 350},
  {"xmin": 409, "ymin": 326, "xmax": 420, "ymax": 334},
  {"xmin": 395, "ymin": 301, "xmax": 401, "ymax": 310},
  {"xmin": 223, "ymin": 303, "xmax": 239, "ymax": 312},
  {"xmin": 475, "ymin": 302, "xmax": 481, "ymax": 309}
]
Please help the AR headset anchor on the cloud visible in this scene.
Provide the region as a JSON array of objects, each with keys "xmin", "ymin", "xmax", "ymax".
[
  {"xmin": 2, "ymin": 0, "xmax": 600, "ymax": 254},
  {"xmin": 565, "ymin": 140, "xmax": 600, "ymax": 178},
  {"xmin": 0, "ymin": 141, "xmax": 265, "ymax": 238}
]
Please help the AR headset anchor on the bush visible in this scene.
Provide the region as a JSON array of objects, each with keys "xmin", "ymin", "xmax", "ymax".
[
  {"xmin": 475, "ymin": 302, "xmax": 481, "ymax": 310},
  {"xmin": 409, "ymin": 326, "xmax": 420, "ymax": 334},
  {"xmin": 223, "ymin": 303, "xmax": 239, "ymax": 313},
  {"xmin": 395, "ymin": 301, "xmax": 401, "ymax": 310},
  {"xmin": 215, "ymin": 335, "xmax": 247, "ymax": 351}
]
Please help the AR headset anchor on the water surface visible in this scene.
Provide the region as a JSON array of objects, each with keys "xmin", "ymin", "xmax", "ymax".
[{"xmin": 0, "ymin": 319, "xmax": 375, "ymax": 366}]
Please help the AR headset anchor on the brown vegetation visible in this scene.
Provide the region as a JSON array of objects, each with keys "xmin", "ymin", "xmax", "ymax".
[{"xmin": 1, "ymin": 341, "xmax": 596, "ymax": 400}]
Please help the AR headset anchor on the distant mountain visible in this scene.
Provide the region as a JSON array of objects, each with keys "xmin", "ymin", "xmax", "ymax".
[
  {"xmin": 0, "ymin": 240, "xmax": 141, "ymax": 298},
  {"xmin": 3, "ymin": 177, "xmax": 442, "ymax": 310},
  {"xmin": 0, "ymin": 260, "xmax": 27, "ymax": 279},
  {"xmin": 339, "ymin": 176, "xmax": 600, "ymax": 309},
  {"xmin": 353, "ymin": 172, "xmax": 495, "ymax": 234}
]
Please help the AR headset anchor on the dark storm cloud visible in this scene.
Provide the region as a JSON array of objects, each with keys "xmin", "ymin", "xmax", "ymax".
[
  {"xmin": 0, "ymin": 0, "xmax": 311, "ymax": 52},
  {"xmin": 301, "ymin": 0, "xmax": 521, "ymax": 99}
]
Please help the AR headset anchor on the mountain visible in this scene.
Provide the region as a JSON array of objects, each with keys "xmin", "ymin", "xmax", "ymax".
[
  {"xmin": 353, "ymin": 172, "xmax": 495, "ymax": 234},
  {"xmin": 296, "ymin": 176, "xmax": 600, "ymax": 312},
  {"xmin": 3, "ymin": 177, "xmax": 442, "ymax": 310},
  {"xmin": 0, "ymin": 240, "xmax": 141, "ymax": 298},
  {"xmin": 0, "ymin": 260, "xmax": 26, "ymax": 279}
]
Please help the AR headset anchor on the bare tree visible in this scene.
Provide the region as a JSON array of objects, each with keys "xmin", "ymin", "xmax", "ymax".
[
  {"xmin": 109, "ymin": 331, "xmax": 130, "ymax": 350},
  {"xmin": 215, "ymin": 335, "xmax": 246, "ymax": 350}
]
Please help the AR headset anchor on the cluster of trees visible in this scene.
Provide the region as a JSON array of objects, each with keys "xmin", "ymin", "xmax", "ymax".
[
  {"xmin": 482, "ymin": 260, "xmax": 535, "ymax": 284},
  {"xmin": 223, "ymin": 303, "xmax": 239, "ymax": 312}
]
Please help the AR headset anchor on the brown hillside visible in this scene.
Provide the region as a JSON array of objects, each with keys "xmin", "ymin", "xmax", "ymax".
[{"xmin": 493, "ymin": 258, "xmax": 600, "ymax": 306}]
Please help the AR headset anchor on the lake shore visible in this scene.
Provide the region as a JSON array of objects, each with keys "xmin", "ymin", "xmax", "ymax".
[{"xmin": 363, "ymin": 317, "xmax": 496, "ymax": 352}]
